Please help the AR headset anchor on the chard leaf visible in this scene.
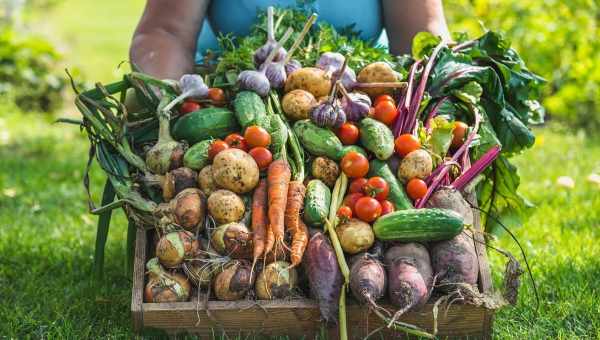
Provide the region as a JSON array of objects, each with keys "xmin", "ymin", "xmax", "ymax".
[
  {"xmin": 477, "ymin": 155, "xmax": 533, "ymax": 234},
  {"xmin": 412, "ymin": 31, "xmax": 442, "ymax": 59},
  {"xmin": 428, "ymin": 116, "xmax": 454, "ymax": 161},
  {"xmin": 452, "ymin": 81, "xmax": 482, "ymax": 105}
]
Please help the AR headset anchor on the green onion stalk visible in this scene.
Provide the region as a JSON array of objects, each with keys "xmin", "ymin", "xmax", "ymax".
[
  {"xmin": 324, "ymin": 173, "xmax": 349, "ymax": 340},
  {"xmin": 269, "ymin": 91, "xmax": 305, "ymax": 181}
]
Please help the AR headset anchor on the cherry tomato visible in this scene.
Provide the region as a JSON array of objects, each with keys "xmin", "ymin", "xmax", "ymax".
[
  {"xmin": 224, "ymin": 133, "xmax": 248, "ymax": 151},
  {"xmin": 343, "ymin": 193, "xmax": 364, "ymax": 215},
  {"xmin": 336, "ymin": 122, "xmax": 360, "ymax": 145},
  {"xmin": 180, "ymin": 100, "xmax": 201, "ymax": 115},
  {"xmin": 365, "ymin": 176, "xmax": 389, "ymax": 201},
  {"xmin": 374, "ymin": 94, "xmax": 395, "ymax": 106},
  {"xmin": 337, "ymin": 206, "xmax": 353, "ymax": 221},
  {"xmin": 406, "ymin": 178, "xmax": 428, "ymax": 201},
  {"xmin": 394, "ymin": 134, "xmax": 421, "ymax": 157},
  {"xmin": 340, "ymin": 151, "xmax": 369, "ymax": 178},
  {"xmin": 349, "ymin": 178, "xmax": 368, "ymax": 194},
  {"xmin": 244, "ymin": 126, "xmax": 271, "ymax": 148},
  {"xmin": 248, "ymin": 147, "xmax": 273, "ymax": 170},
  {"xmin": 373, "ymin": 101, "xmax": 398, "ymax": 125},
  {"xmin": 208, "ymin": 88, "xmax": 226, "ymax": 105},
  {"xmin": 451, "ymin": 121, "xmax": 469, "ymax": 149},
  {"xmin": 354, "ymin": 197, "xmax": 382, "ymax": 222},
  {"xmin": 208, "ymin": 140, "xmax": 229, "ymax": 160},
  {"xmin": 380, "ymin": 200, "xmax": 395, "ymax": 216}
]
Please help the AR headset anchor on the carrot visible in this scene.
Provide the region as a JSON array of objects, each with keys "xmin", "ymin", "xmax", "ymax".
[
  {"xmin": 264, "ymin": 225, "xmax": 275, "ymax": 258},
  {"xmin": 290, "ymin": 219, "xmax": 309, "ymax": 267},
  {"xmin": 267, "ymin": 159, "xmax": 291, "ymax": 257},
  {"xmin": 251, "ymin": 179, "xmax": 268, "ymax": 274},
  {"xmin": 284, "ymin": 180, "xmax": 306, "ymax": 235}
]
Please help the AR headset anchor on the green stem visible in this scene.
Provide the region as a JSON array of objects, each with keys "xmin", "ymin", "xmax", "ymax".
[{"xmin": 339, "ymin": 284, "xmax": 348, "ymax": 340}]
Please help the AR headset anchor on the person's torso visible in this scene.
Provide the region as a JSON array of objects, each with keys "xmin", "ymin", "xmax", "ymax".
[{"xmin": 196, "ymin": 0, "xmax": 385, "ymax": 60}]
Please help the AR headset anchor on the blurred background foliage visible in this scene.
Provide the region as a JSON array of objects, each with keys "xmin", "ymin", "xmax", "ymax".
[{"xmin": 447, "ymin": 0, "xmax": 600, "ymax": 133}]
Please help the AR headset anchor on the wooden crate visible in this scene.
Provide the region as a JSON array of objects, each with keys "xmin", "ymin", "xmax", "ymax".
[{"xmin": 131, "ymin": 204, "xmax": 494, "ymax": 339}]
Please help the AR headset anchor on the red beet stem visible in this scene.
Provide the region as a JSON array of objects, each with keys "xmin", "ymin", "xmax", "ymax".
[{"xmin": 452, "ymin": 145, "xmax": 501, "ymax": 191}]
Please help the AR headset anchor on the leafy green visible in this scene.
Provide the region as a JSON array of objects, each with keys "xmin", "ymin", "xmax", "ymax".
[
  {"xmin": 411, "ymin": 32, "xmax": 442, "ymax": 59},
  {"xmin": 427, "ymin": 116, "xmax": 454, "ymax": 163}
]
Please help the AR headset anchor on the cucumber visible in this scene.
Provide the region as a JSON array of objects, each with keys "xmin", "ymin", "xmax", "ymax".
[
  {"xmin": 359, "ymin": 118, "xmax": 395, "ymax": 160},
  {"xmin": 232, "ymin": 91, "xmax": 270, "ymax": 130},
  {"xmin": 293, "ymin": 120, "xmax": 343, "ymax": 160},
  {"xmin": 337, "ymin": 145, "xmax": 367, "ymax": 159},
  {"xmin": 368, "ymin": 159, "xmax": 413, "ymax": 210},
  {"xmin": 269, "ymin": 114, "xmax": 288, "ymax": 160},
  {"xmin": 303, "ymin": 179, "xmax": 331, "ymax": 227},
  {"xmin": 183, "ymin": 140, "xmax": 212, "ymax": 170},
  {"xmin": 373, "ymin": 208, "xmax": 464, "ymax": 242},
  {"xmin": 172, "ymin": 107, "xmax": 239, "ymax": 144}
]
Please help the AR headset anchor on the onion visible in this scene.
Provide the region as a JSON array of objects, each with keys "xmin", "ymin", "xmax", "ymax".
[
  {"xmin": 170, "ymin": 188, "xmax": 206, "ymax": 232},
  {"xmin": 155, "ymin": 230, "xmax": 199, "ymax": 268},
  {"xmin": 145, "ymin": 97, "xmax": 187, "ymax": 175},
  {"xmin": 213, "ymin": 260, "xmax": 254, "ymax": 301},
  {"xmin": 144, "ymin": 257, "xmax": 191, "ymax": 302},
  {"xmin": 254, "ymin": 7, "xmax": 287, "ymax": 66},
  {"xmin": 255, "ymin": 261, "xmax": 298, "ymax": 300},
  {"xmin": 162, "ymin": 167, "xmax": 197, "ymax": 201},
  {"xmin": 210, "ymin": 222, "xmax": 253, "ymax": 259}
]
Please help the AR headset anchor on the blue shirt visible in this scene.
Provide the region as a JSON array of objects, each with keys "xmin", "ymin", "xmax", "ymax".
[{"xmin": 195, "ymin": 0, "xmax": 388, "ymax": 61}]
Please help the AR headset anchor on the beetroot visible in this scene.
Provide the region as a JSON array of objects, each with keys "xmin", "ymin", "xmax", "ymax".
[
  {"xmin": 384, "ymin": 243, "xmax": 433, "ymax": 313},
  {"xmin": 349, "ymin": 253, "xmax": 386, "ymax": 307},
  {"xmin": 426, "ymin": 187, "xmax": 474, "ymax": 226},
  {"xmin": 430, "ymin": 230, "xmax": 479, "ymax": 292},
  {"xmin": 303, "ymin": 232, "xmax": 343, "ymax": 325}
]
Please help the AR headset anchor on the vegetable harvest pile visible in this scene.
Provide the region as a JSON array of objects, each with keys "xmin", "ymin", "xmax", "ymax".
[{"xmin": 69, "ymin": 7, "xmax": 544, "ymax": 338}]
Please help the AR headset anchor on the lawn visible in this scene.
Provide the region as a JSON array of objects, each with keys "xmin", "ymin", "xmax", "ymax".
[{"xmin": 1, "ymin": 0, "xmax": 599, "ymax": 338}]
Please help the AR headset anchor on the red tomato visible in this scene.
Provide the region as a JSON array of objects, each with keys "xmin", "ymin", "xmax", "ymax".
[
  {"xmin": 451, "ymin": 121, "xmax": 469, "ymax": 149},
  {"xmin": 337, "ymin": 206, "xmax": 353, "ymax": 221},
  {"xmin": 394, "ymin": 134, "xmax": 421, "ymax": 157},
  {"xmin": 244, "ymin": 126, "xmax": 271, "ymax": 148},
  {"xmin": 354, "ymin": 197, "xmax": 382, "ymax": 222},
  {"xmin": 224, "ymin": 133, "xmax": 248, "ymax": 151},
  {"xmin": 373, "ymin": 101, "xmax": 398, "ymax": 125},
  {"xmin": 365, "ymin": 177, "xmax": 389, "ymax": 201},
  {"xmin": 248, "ymin": 147, "xmax": 273, "ymax": 170},
  {"xmin": 340, "ymin": 151, "xmax": 369, "ymax": 178},
  {"xmin": 374, "ymin": 94, "xmax": 395, "ymax": 106},
  {"xmin": 406, "ymin": 178, "xmax": 428, "ymax": 200},
  {"xmin": 349, "ymin": 178, "xmax": 368, "ymax": 194},
  {"xmin": 180, "ymin": 100, "xmax": 201, "ymax": 115},
  {"xmin": 380, "ymin": 200, "xmax": 395, "ymax": 216},
  {"xmin": 208, "ymin": 140, "xmax": 229, "ymax": 160},
  {"xmin": 336, "ymin": 123, "xmax": 360, "ymax": 145},
  {"xmin": 343, "ymin": 193, "xmax": 364, "ymax": 215},
  {"xmin": 208, "ymin": 88, "xmax": 226, "ymax": 105}
]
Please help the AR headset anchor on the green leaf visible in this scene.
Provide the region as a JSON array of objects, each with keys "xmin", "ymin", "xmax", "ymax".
[
  {"xmin": 452, "ymin": 81, "xmax": 483, "ymax": 105},
  {"xmin": 93, "ymin": 179, "xmax": 116, "ymax": 283},
  {"xmin": 428, "ymin": 116, "xmax": 455, "ymax": 161},
  {"xmin": 412, "ymin": 32, "xmax": 442, "ymax": 59}
]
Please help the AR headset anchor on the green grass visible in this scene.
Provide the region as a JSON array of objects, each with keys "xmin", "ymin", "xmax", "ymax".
[{"xmin": 1, "ymin": 0, "xmax": 600, "ymax": 338}]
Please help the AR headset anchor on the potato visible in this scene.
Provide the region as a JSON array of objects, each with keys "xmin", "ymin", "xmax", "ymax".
[
  {"xmin": 198, "ymin": 165, "xmax": 217, "ymax": 196},
  {"xmin": 311, "ymin": 156, "xmax": 340, "ymax": 187},
  {"xmin": 398, "ymin": 149, "xmax": 433, "ymax": 181},
  {"xmin": 285, "ymin": 67, "xmax": 332, "ymax": 98},
  {"xmin": 336, "ymin": 218, "xmax": 374, "ymax": 254},
  {"xmin": 282, "ymin": 89, "xmax": 317, "ymax": 121},
  {"xmin": 357, "ymin": 62, "xmax": 400, "ymax": 98},
  {"xmin": 212, "ymin": 148, "xmax": 259, "ymax": 194},
  {"xmin": 207, "ymin": 189, "xmax": 245, "ymax": 224}
]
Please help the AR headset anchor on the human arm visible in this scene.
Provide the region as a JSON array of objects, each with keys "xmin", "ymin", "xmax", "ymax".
[
  {"xmin": 381, "ymin": 0, "xmax": 451, "ymax": 55},
  {"xmin": 129, "ymin": 0, "xmax": 210, "ymax": 80}
]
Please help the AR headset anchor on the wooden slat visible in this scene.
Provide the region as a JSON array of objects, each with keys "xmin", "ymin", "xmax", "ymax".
[
  {"xmin": 130, "ymin": 227, "xmax": 146, "ymax": 332},
  {"xmin": 469, "ymin": 194, "xmax": 493, "ymax": 294},
  {"xmin": 141, "ymin": 298, "xmax": 487, "ymax": 338}
]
